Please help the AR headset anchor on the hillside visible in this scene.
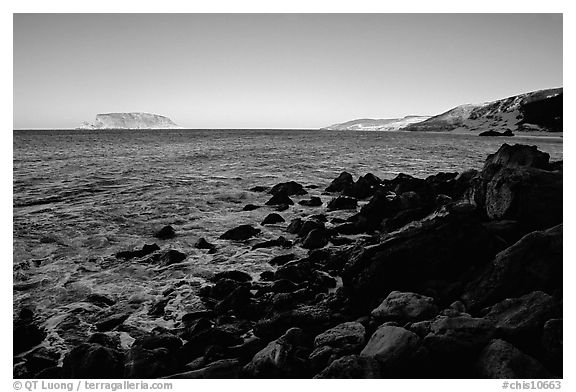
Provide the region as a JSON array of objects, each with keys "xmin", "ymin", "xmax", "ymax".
[
  {"xmin": 322, "ymin": 116, "xmax": 431, "ymax": 131},
  {"xmin": 79, "ymin": 113, "xmax": 182, "ymax": 129}
]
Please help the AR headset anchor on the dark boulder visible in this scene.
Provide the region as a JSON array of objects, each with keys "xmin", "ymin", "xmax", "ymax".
[
  {"xmin": 485, "ymin": 143, "xmax": 550, "ymax": 169},
  {"xmin": 212, "ymin": 270, "xmax": 252, "ymax": 283},
  {"xmin": 165, "ymin": 359, "xmax": 242, "ymax": 379},
  {"xmin": 219, "ymin": 225, "xmax": 260, "ymax": 241},
  {"xmin": 124, "ymin": 334, "xmax": 182, "ymax": 378},
  {"xmin": 299, "ymin": 197, "xmax": 323, "ymax": 207},
  {"xmin": 274, "ymin": 259, "xmax": 313, "ymax": 283},
  {"xmin": 327, "ymin": 196, "xmax": 358, "ymax": 211},
  {"xmin": 265, "ymin": 192, "xmax": 294, "ymax": 206},
  {"xmin": 155, "ymin": 225, "xmax": 176, "ymax": 239},
  {"xmin": 86, "ymin": 293, "xmax": 116, "ymax": 307},
  {"xmin": 242, "ymin": 204, "xmax": 261, "ymax": 211},
  {"xmin": 158, "ymin": 249, "xmax": 187, "ymax": 266},
  {"xmin": 302, "ymin": 228, "xmax": 329, "ymax": 250},
  {"xmin": 541, "ymin": 319, "xmax": 562, "ymax": 376},
  {"xmin": 243, "ymin": 328, "xmax": 309, "ymax": 378},
  {"xmin": 261, "ymin": 213, "xmax": 285, "ymax": 225},
  {"xmin": 194, "ymin": 238, "xmax": 217, "ymax": 253},
  {"xmin": 462, "ymin": 225, "xmax": 562, "ymax": 312},
  {"xmin": 309, "ymin": 322, "xmax": 366, "ymax": 371},
  {"xmin": 326, "ymin": 172, "xmax": 354, "ymax": 192},
  {"xmin": 474, "ymin": 339, "xmax": 553, "ymax": 378},
  {"xmin": 249, "ymin": 186, "xmax": 269, "ymax": 193},
  {"xmin": 115, "ymin": 243, "xmax": 160, "ymax": 260},
  {"xmin": 251, "ymin": 236, "xmax": 292, "ymax": 250},
  {"xmin": 269, "ymin": 181, "xmax": 307, "ymax": 196},
  {"xmin": 479, "ymin": 129, "xmax": 515, "ymax": 137},
  {"xmin": 314, "ymin": 355, "xmax": 382, "ymax": 378},
  {"xmin": 95, "ymin": 313, "xmax": 130, "ymax": 332},
  {"xmin": 286, "ymin": 218, "xmax": 304, "ymax": 234},
  {"xmin": 297, "ymin": 219, "xmax": 325, "ymax": 238},
  {"xmin": 370, "ymin": 291, "xmax": 438, "ymax": 323},
  {"xmin": 268, "ymin": 253, "xmax": 296, "ymax": 266},
  {"xmin": 62, "ymin": 343, "xmax": 124, "ymax": 378}
]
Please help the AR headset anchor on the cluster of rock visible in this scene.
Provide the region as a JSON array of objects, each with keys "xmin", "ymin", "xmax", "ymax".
[{"xmin": 14, "ymin": 144, "xmax": 562, "ymax": 379}]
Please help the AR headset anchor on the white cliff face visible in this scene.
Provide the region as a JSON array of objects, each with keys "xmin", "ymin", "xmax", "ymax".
[
  {"xmin": 322, "ymin": 116, "xmax": 431, "ymax": 131},
  {"xmin": 80, "ymin": 113, "xmax": 182, "ymax": 129}
]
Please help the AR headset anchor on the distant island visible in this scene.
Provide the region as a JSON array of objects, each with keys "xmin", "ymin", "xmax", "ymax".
[
  {"xmin": 325, "ymin": 88, "xmax": 562, "ymax": 134},
  {"xmin": 78, "ymin": 112, "xmax": 182, "ymax": 130}
]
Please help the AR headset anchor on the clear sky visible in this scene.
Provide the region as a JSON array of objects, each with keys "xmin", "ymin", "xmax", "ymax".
[{"xmin": 13, "ymin": 13, "xmax": 562, "ymax": 129}]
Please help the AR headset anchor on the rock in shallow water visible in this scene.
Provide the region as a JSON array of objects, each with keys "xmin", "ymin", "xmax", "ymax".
[
  {"xmin": 219, "ymin": 225, "xmax": 260, "ymax": 241},
  {"xmin": 154, "ymin": 225, "xmax": 176, "ymax": 239}
]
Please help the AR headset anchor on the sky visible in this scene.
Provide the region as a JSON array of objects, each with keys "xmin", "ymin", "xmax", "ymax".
[{"xmin": 13, "ymin": 13, "xmax": 562, "ymax": 129}]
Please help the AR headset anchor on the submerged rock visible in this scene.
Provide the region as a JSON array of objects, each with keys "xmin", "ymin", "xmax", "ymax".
[
  {"xmin": 265, "ymin": 192, "xmax": 294, "ymax": 206},
  {"xmin": 269, "ymin": 181, "xmax": 307, "ymax": 196},
  {"xmin": 115, "ymin": 243, "xmax": 160, "ymax": 260},
  {"xmin": 261, "ymin": 213, "xmax": 285, "ymax": 225},
  {"xmin": 299, "ymin": 197, "xmax": 323, "ymax": 207},
  {"xmin": 194, "ymin": 238, "xmax": 217, "ymax": 253},
  {"xmin": 154, "ymin": 225, "xmax": 176, "ymax": 239},
  {"xmin": 220, "ymin": 225, "xmax": 261, "ymax": 241}
]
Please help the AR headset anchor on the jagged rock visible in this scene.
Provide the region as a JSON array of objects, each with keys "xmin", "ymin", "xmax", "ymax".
[
  {"xmin": 483, "ymin": 291, "xmax": 560, "ymax": 350},
  {"xmin": 462, "ymin": 225, "xmax": 562, "ymax": 311},
  {"xmin": 299, "ymin": 197, "xmax": 323, "ymax": 207},
  {"xmin": 297, "ymin": 219, "xmax": 325, "ymax": 238},
  {"xmin": 261, "ymin": 213, "xmax": 285, "ymax": 225},
  {"xmin": 314, "ymin": 355, "xmax": 382, "ymax": 378},
  {"xmin": 286, "ymin": 218, "xmax": 303, "ymax": 234},
  {"xmin": 124, "ymin": 334, "xmax": 182, "ymax": 378},
  {"xmin": 95, "ymin": 313, "xmax": 130, "ymax": 332},
  {"xmin": 423, "ymin": 316, "xmax": 494, "ymax": 355},
  {"xmin": 274, "ymin": 259, "xmax": 313, "ymax": 283},
  {"xmin": 326, "ymin": 172, "xmax": 354, "ymax": 192},
  {"xmin": 115, "ymin": 243, "xmax": 160, "ymax": 260},
  {"xmin": 265, "ymin": 192, "xmax": 294, "ymax": 206},
  {"xmin": 62, "ymin": 343, "xmax": 124, "ymax": 378},
  {"xmin": 23, "ymin": 347, "xmax": 60, "ymax": 376},
  {"xmin": 178, "ymin": 327, "xmax": 242, "ymax": 362},
  {"xmin": 243, "ymin": 328, "xmax": 309, "ymax": 378},
  {"xmin": 475, "ymin": 339, "xmax": 554, "ymax": 378},
  {"xmin": 485, "ymin": 144, "xmax": 550, "ymax": 169},
  {"xmin": 371, "ymin": 291, "xmax": 438, "ymax": 322},
  {"xmin": 269, "ymin": 181, "xmax": 307, "ymax": 196},
  {"xmin": 155, "ymin": 225, "xmax": 176, "ymax": 239},
  {"xmin": 302, "ymin": 228, "xmax": 329, "ymax": 249},
  {"xmin": 219, "ymin": 225, "xmax": 260, "ymax": 241},
  {"xmin": 360, "ymin": 325, "xmax": 423, "ymax": 371},
  {"xmin": 194, "ymin": 238, "xmax": 216, "ymax": 253},
  {"xmin": 157, "ymin": 249, "xmax": 187, "ymax": 266},
  {"xmin": 327, "ymin": 196, "xmax": 358, "ymax": 211},
  {"xmin": 309, "ymin": 322, "xmax": 366, "ymax": 371}
]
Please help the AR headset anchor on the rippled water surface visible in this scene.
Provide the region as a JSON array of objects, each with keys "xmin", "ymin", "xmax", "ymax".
[{"xmin": 13, "ymin": 129, "xmax": 562, "ymax": 354}]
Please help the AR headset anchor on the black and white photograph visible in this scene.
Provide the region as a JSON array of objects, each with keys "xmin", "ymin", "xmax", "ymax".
[{"xmin": 7, "ymin": 5, "xmax": 570, "ymax": 387}]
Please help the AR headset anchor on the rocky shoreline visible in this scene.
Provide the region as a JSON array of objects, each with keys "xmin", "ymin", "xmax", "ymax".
[{"xmin": 14, "ymin": 143, "xmax": 563, "ymax": 379}]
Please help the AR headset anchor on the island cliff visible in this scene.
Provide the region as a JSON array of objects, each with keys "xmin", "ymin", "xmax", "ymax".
[{"xmin": 79, "ymin": 113, "xmax": 182, "ymax": 129}]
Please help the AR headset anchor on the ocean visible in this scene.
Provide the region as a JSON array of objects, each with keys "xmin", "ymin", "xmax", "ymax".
[{"xmin": 13, "ymin": 129, "xmax": 563, "ymax": 354}]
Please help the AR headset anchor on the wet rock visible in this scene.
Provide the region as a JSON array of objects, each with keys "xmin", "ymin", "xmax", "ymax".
[
  {"xmin": 309, "ymin": 322, "xmax": 366, "ymax": 371},
  {"xmin": 286, "ymin": 218, "xmax": 304, "ymax": 234},
  {"xmin": 87, "ymin": 332, "xmax": 122, "ymax": 350},
  {"xmin": 326, "ymin": 172, "xmax": 354, "ymax": 193},
  {"xmin": 275, "ymin": 204, "xmax": 290, "ymax": 211},
  {"xmin": 86, "ymin": 293, "xmax": 116, "ymax": 307},
  {"xmin": 265, "ymin": 192, "xmax": 294, "ymax": 206},
  {"xmin": 330, "ymin": 236, "xmax": 355, "ymax": 246},
  {"xmin": 423, "ymin": 316, "xmax": 494, "ymax": 355},
  {"xmin": 360, "ymin": 325, "xmax": 423, "ymax": 371},
  {"xmin": 343, "ymin": 175, "xmax": 380, "ymax": 199},
  {"xmin": 269, "ymin": 181, "xmax": 307, "ymax": 196},
  {"xmin": 95, "ymin": 313, "xmax": 130, "ymax": 332},
  {"xmin": 483, "ymin": 291, "xmax": 560, "ymax": 350},
  {"xmin": 155, "ymin": 225, "xmax": 176, "ymax": 240},
  {"xmin": 165, "ymin": 359, "xmax": 241, "ymax": 379},
  {"xmin": 180, "ymin": 318, "xmax": 213, "ymax": 341},
  {"xmin": 299, "ymin": 196, "xmax": 323, "ymax": 207},
  {"xmin": 485, "ymin": 144, "xmax": 550, "ymax": 169},
  {"xmin": 252, "ymin": 236, "xmax": 292, "ymax": 250},
  {"xmin": 124, "ymin": 334, "xmax": 182, "ymax": 378},
  {"xmin": 371, "ymin": 291, "xmax": 438, "ymax": 323},
  {"xmin": 148, "ymin": 297, "xmax": 171, "ymax": 316},
  {"xmin": 268, "ymin": 253, "xmax": 296, "ymax": 266},
  {"xmin": 181, "ymin": 311, "xmax": 215, "ymax": 325},
  {"xmin": 327, "ymin": 196, "xmax": 358, "ymax": 211},
  {"xmin": 158, "ymin": 249, "xmax": 187, "ymax": 266},
  {"xmin": 271, "ymin": 279, "xmax": 299, "ymax": 293},
  {"xmin": 62, "ymin": 343, "xmax": 124, "ymax": 378},
  {"xmin": 314, "ymin": 355, "xmax": 382, "ymax": 378},
  {"xmin": 475, "ymin": 339, "xmax": 554, "ymax": 378},
  {"xmin": 297, "ymin": 219, "xmax": 325, "ymax": 238},
  {"xmin": 23, "ymin": 347, "xmax": 60, "ymax": 376},
  {"xmin": 208, "ymin": 279, "xmax": 244, "ymax": 300},
  {"xmin": 274, "ymin": 259, "xmax": 313, "ymax": 284},
  {"xmin": 178, "ymin": 327, "xmax": 242, "ymax": 363},
  {"xmin": 220, "ymin": 225, "xmax": 261, "ymax": 241},
  {"xmin": 115, "ymin": 243, "xmax": 160, "ymax": 260},
  {"xmin": 242, "ymin": 204, "xmax": 261, "ymax": 211},
  {"xmin": 261, "ymin": 213, "xmax": 285, "ymax": 225},
  {"xmin": 462, "ymin": 225, "xmax": 562, "ymax": 311},
  {"xmin": 243, "ymin": 328, "xmax": 309, "ymax": 378},
  {"xmin": 194, "ymin": 238, "xmax": 217, "ymax": 253},
  {"xmin": 250, "ymin": 186, "xmax": 269, "ymax": 193},
  {"xmin": 302, "ymin": 228, "xmax": 329, "ymax": 249},
  {"xmin": 260, "ymin": 271, "xmax": 275, "ymax": 281}
]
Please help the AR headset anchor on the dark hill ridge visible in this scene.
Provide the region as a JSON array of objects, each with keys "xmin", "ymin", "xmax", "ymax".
[{"xmin": 325, "ymin": 88, "xmax": 562, "ymax": 133}]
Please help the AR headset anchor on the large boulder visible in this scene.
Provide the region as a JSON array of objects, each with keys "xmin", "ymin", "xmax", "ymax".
[
  {"xmin": 13, "ymin": 309, "xmax": 46, "ymax": 355},
  {"xmin": 314, "ymin": 355, "xmax": 382, "ymax": 378},
  {"xmin": 327, "ymin": 196, "xmax": 358, "ymax": 211},
  {"xmin": 541, "ymin": 319, "xmax": 562, "ymax": 376},
  {"xmin": 62, "ymin": 343, "xmax": 124, "ymax": 378},
  {"xmin": 243, "ymin": 328, "xmax": 309, "ymax": 378},
  {"xmin": 466, "ymin": 144, "xmax": 562, "ymax": 229},
  {"xmin": 124, "ymin": 334, "xmax": 182, "ymax": 378},
  {"xmin": 462, "ymin": 225, "xmax": 562, "ymax": 311},
  {"xmin": 309, "ymin": 322, "xmax": 366, "ymax": 371},
  {"xmin": 483, "ymin": 291, "xmax": 560, "ymax": 351},
  {"xmin": 475, "ymin": 339, "xmax": 554, "ymax": 379},
  {"xmin": 423, "ymin": 316, "xmax": 494, "ymax": 355},
  {"xmin": 326, "ymin": 172, "xmax": 354, "ymax": 192},
  {"xmin": 265, "ymin": 192, "xmax": 294, "ymax": 206},
  {"xmin": 371, "ymin": 291, "xmax": 438, "ymax": 323},
  {"xmin": 360, "ymin": 325, "xmax": 424, "ymax": 372},
  {"xmin": 302, "ymin": 228, "xmax": 329, "ymax": 249},
  {"xmin": 342, "ymin": 203, "xmax": 502, "ymax": 308},
  {"xmin": 261, "ymin": 213, "xmax": 285, "ymax": 225}
]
